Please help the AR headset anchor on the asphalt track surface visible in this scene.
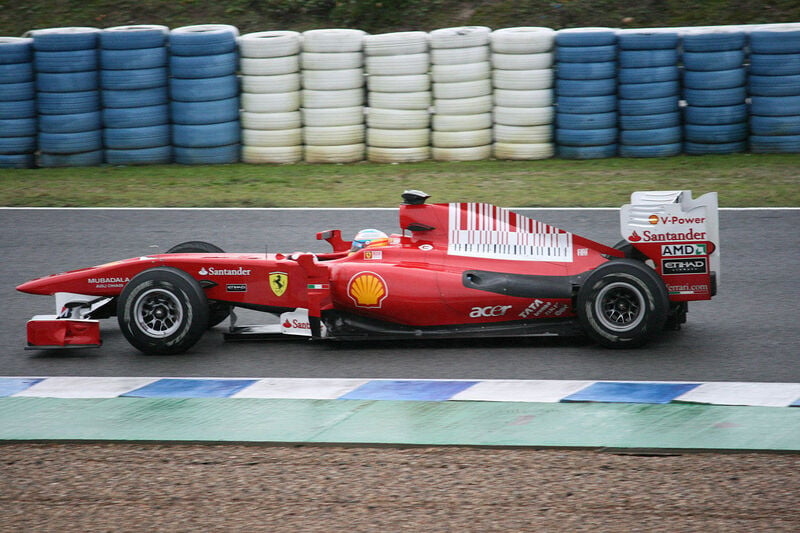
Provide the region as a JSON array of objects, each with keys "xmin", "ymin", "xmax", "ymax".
[{"xmin": 2, "ymin": 207, "xmax": 798, "ymax": 382}]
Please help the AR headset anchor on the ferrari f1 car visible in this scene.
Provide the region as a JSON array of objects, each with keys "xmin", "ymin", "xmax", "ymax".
[{"xmin": 17, "ymin": 190, "xmax": 719, "ymax": 353}]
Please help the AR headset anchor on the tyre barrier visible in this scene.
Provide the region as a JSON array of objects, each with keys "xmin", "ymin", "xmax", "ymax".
[
  {"xmin": 169, "ymin": 25, "xmax": 240, "ymax": 165},
  {"xmin": 6, "ymin": 22, "xmax": 800, "ymax": 170},
  {"xmin": 238, "ymin": 31, "xmax": 303, "ymax": 164},
  {"xmin": 365, "ymin": 31, "xmax": 431, "ymax": 163},
  {"xmin": 300, "ymin": 29, "xmax": 366, "ymax": 163},
  {"xmin": 616, "ymin": 29, "xmax": 681, "ymax": 158},
  {"xmin": 490, "ymin": 27, "xmax": 555, "ymax": 159},
  {"xmin": 681, "ymin": 28, "xmax": 747, "ymax": 155},
  {"xmin": 555, "ymin": 28, "xmax": 618, "ymax": 159},
  {"xmin": 747, "ymin": 26, "xmax": 800, "ymax": 153},
  {"xmin": 101, "ymin": 25, "xmax": 171, "ymax": 165},
  {"xmin": 431, "ymin": 26, "xmax": 493, "ymax": 161},
  {"xmin": 28, "ymin": 27, "xmax": 103, "ymax": 167},
  {"xmin": 0, "ymin": 37, "xmax": 35, "ymax": 167}
]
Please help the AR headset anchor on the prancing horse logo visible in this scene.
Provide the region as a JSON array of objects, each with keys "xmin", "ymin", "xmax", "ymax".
[{"xmin": 269, "ymin": 272, "xmax": 288, "ymax": 297}]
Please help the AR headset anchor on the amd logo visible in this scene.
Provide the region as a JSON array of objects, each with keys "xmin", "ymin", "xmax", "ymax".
[{"xmin": 662, "ymin": 244, "xmax": 707, "ymax": 256}]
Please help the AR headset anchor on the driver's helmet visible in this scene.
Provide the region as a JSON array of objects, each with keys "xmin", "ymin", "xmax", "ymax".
[{"xmin": 350, "ymin": 228, "xmax": 389, "ymax": 252}]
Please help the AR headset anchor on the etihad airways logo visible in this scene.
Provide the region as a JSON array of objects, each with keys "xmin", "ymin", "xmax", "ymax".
[{"xmin": 198, "ymin": 267, "xmax": 252, "ymax": 276}]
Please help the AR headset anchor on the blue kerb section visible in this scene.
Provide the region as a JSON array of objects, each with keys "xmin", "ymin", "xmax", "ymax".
[
  {"xmin": 562, "ymin": 382, "xmax": 701, "ymax": 404},
  {"xmin": 0, "ymin": 378, "xmax": 43, "ymax": 397},
  {"xmin": 340, "ymin": 380, "xmax": 479, "ymax": 402},
  {"xmin": 122, "ymin": 378, "xmax": 259, "ymax": 399}
]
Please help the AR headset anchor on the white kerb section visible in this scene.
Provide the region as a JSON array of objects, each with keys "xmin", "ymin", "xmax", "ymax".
[{"xmin": 447, "ymin": 202, "xmax": 573, "ymax": 261}]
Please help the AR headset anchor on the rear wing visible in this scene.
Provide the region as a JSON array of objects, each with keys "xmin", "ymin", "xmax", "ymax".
[{"xmin": 620, "ymin": 191, "xmax": 720, "ymax": 301}]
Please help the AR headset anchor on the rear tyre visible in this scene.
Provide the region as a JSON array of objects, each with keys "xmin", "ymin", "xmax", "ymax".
[
  {"xmin": 117, "ymin": 267, "xmax": 209, "ymax": 355},
  {"xmin": 166, "ymin": 241, "xmax": 231, "ymax": 328},
  {"xmin": 577, "ymin": 259, "xmax": 669, "ymax": 348}
]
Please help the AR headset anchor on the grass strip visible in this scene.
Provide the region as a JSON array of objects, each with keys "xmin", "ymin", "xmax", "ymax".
[{"xmin": 1, "ymin": 154, "xmax": 798, "ymax": 208}]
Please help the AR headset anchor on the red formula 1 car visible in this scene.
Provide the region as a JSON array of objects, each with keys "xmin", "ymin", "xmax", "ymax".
[{"xmin": 17, "ymin": 190, "xmax": 720, "ymax": 354}]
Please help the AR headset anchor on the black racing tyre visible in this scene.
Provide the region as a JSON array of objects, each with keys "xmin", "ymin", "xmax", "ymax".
[
  {"xmin": 577, "ymin": 259, "xmax": 669, "ymax": 348},
  {"xmin": 117, "ymin": 267, "xmax": 209, "ymax": 355},
  {"xmin": 166, "ymin": 241, "xmax": 231, "ymax": 328}
]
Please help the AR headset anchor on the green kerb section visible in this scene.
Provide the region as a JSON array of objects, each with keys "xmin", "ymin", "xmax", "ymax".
[{"xmin": 1, "ymin": 398, "xmax": 798, "ymax": 451}]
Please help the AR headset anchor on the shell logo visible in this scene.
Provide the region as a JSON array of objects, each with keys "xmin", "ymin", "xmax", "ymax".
[
  {"xmin": 648, "ymin": 214, "xmax": 659, "ymax": 225},
  {"xmin": 347, "ymin": 271, "xmax": 388, "ymax": 308}
]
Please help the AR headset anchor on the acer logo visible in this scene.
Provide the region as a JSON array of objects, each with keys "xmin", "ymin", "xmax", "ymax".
[{"xmin": 470, "ymin": 305, "xmax": 512, "ymax": 318}]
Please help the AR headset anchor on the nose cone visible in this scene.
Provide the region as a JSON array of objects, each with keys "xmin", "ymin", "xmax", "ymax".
[{"xmin": 17, "ymin": 276, "xmax": 57, "ymax": 295}]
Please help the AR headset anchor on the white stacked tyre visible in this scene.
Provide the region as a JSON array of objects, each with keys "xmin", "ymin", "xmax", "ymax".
[
  {"xmin": 747, "ymin": 24, "xmax": 800, "ymax": 154},
  {"xmin": 681, "ymin": 28, "xmax": 748, "ymax": 155},
  {"xmin": 430, "ymin": 26, "xmax": 493, "ymax": 161},
  {"xmin": 616, "ymin": 29, "xmax": 681, "ymax": 158},
  {"xmin": 169, "ymin": 24, "xmax": 240, "ymax": 165},
  {"xmin": 29, "ymin": 27, "xmax": 103, "ymax": 167},
  {"xmin": 100, "ymin": 25, "xmax": 171, "ymax": 165},
  {"xmin": 555, "ymin": 28, "xmax": 618, "ymax": 159},
  {"xmin": 364, "ymin": 31, "xmax": 431, "ymax": 163},
  {"xmin": 490, "ymin": 27, "xmax": 555, "ymax": 160},
  {"xmin": 301, "ymin": 29, "xmax": 366, "ymax": 164},
  {"xmin": 239, "ymin": 31, "xmax": 302, "ymax": 164},
  {"xmin": 0, "ymin": 37, "xmax": 36, "ymax": 168}
]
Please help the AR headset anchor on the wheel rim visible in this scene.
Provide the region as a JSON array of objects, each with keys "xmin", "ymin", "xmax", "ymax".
[
  {"xmin": 133, "ymin": 288, "xmax": 183, "ymax": 338},
  {"xmin": 594, "ymin": 281, "xmax": 645, "ymax": 332}
]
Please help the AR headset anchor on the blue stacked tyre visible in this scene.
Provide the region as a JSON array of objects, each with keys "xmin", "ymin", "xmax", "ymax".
[
  {"xmin": 28, "ymin": 27, "xmax": 103, "ymax": 167},
  {"xmin": 616, "ymin": 30, "xmax": 681, "ymax": 157},
  {"xmin": 169, "ymin": 24, "xmax": 240, "ymax": 165},
  {"xmin": 681, "ymin": 29, "xmax": 748, "ymax": 155},
  {"xmin": 101, "ymin": 25, "xmax": 171, "ymax": 165},
  {"xmin": 0, "ymin": 37, "xmax": 36, "ymax": 168},
  {"xmin": 555, "ymin": 28, "xmax": 618, "ymax": 159},
  {"xmin": 747, "ymin": 25, "xmax": 800, "ymax": 154}
]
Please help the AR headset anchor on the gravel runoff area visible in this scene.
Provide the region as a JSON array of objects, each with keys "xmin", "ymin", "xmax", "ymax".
[{"xmin": 1, "ymin": 444, "xmax": 798, "ymax": 532}]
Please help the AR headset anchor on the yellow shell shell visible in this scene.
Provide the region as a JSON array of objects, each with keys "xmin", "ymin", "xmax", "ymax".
[{"xmin": 349, "ymin": 273, "xmax": 386, "ymax": 306}]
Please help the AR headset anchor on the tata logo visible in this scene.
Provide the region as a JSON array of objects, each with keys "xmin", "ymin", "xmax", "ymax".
[
  {"xmin": 470, "ymin": 305, "xmax": 512, "ymax": 318},
  {"xmin": 662, "ymin": 244, "xmax": 707, "ymax": 256}
]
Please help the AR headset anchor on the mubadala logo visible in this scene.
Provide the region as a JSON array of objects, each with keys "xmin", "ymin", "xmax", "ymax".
[
  {"xmin": 88, "ymin": 277, "xmax": 129, "ymax": 284},
  {"xmin": 199, "ymin": 267, "xmax": 252, "ymax": 276},
  {"xmin": 662, "ymin": 243, "xmax": 707, "ymax": 256},
  {"xmin": 470, "ymin": 305, "xmax": 512, "ymax": 318}
]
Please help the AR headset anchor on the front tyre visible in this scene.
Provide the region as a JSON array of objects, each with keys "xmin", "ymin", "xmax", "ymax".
[
  {"xmin": 117, "ymin": 267, "xmax": 209, "ymax": 355},
  {"xmin": 166, "ymin": 240, "xmax": 231, "ymax": 328},
  {"xmin": 577, "ymin": 259, "xmax": 669, "ymax": 348}
]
